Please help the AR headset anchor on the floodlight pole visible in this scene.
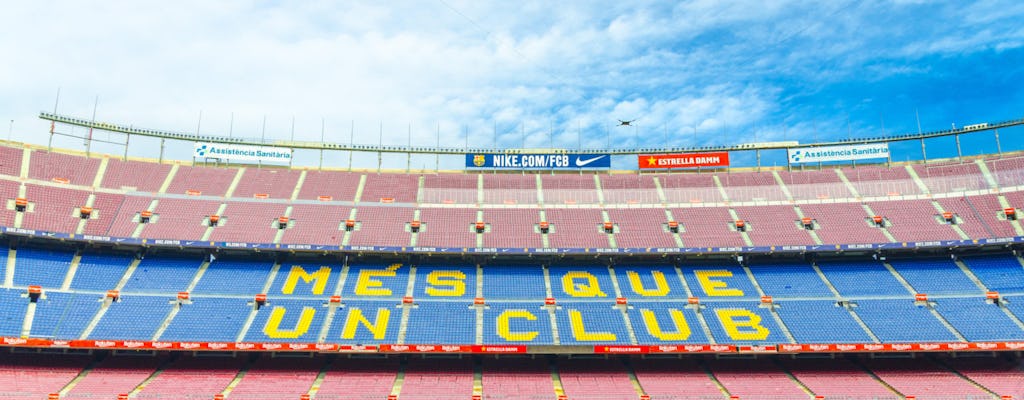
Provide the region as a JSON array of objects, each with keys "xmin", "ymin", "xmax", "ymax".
[
  {"xmin": 48, "ymin": 87, "xmax": 60, "ymax": 151},
  {"xmin": 319, "ymin": 118, "xmax": 325, "ymax": 171},
  {"xmin": 348, "ymin": 120, "xmax": 354, "ymax": 171},
  {"xmin": 916, "ymin": 109, "xmax": 927, "ymax": 163},
  {"xmin": 955, "ymin": 133, "xmax": 962, "ymax": 162},
  {"xmin": 994, "ymin": 129, "xmax": 1002, "ymax": 156},
  {"xmin": 86, "ymin": 96, "xmax": 98, "ymax": 156}
]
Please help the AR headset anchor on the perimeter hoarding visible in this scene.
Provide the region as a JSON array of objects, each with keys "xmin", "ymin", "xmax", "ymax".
[
  {"xmin": 787, "ymin": 143, "xmax": 889, "ymax": 164},
  {"xmin": 194, "ymin": 142, "xmax": 293, "ymax": 164},
  {"xmin": 638, "ymin": 152, "xmax": 730, "ymax": 169},
  {"xmin": 465, "ymin": 153, "xmax": 611, "ymax": 169}
]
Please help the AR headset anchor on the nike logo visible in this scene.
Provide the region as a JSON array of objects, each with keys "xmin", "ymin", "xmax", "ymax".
[{"xmin": 575, "ymin": 155, "xmax": 606, "ymax": 167}]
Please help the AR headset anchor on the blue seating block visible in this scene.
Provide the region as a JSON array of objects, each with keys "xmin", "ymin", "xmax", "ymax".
[
  {"xmin": 774, "ymin": 301, "xmax": 873, "ymax": 343},
  {"xmin": 122, "ymin": 256, "xmax": 201, "ymax": 292},
  {"xmin": 13, "ymin": 247, "xmax": 73, "ymax": 289},
  {"xmin": 160, "ymin": 297, "xmax": 250, "ymax": 342},
  {"xmin": 749, "ymin": 263, "xmax": 832, "ymax": 298},
  {"xmin": 89, "ymin": 295, "xmax": 172, "ymax": 340},
  {"xmin": 936, "ymin": 297, "xmax": 1024, "ymax": 341},
  {"xmin": 71, "ymin": 252, "xmax": 133, "ymax": 291},
  {"xmin": 626, "ymin": 302, "xmax": 710, "ymax": 344},
  {"xmin": 550, "ymin": 265, "xmax": 617, "ymax": 300},
  {"xmin": 244, "ymin": 299, "xmax": 327, "ymax": 343},
  {"xmin": 404, "ymin": 301, "xmax": 476, "ymax": 344},
  {"xmin": 889, "ymin": 258, "xmax": 980, "ymax": 295},
  {"xmin": 555, "ymin": 302, "xmax": 630, "ymax": 345},
  {"xmin": 483, "ymin": 301, "xmax": 554, "ymax": 345},
  {"xmin": 853, "ymin": 299, "xmax": 958, "ymax": 342},
  {"xmin": 192, "ymin": 259, "xmax": 274, "ymax": 295},
  {"xmin": 0, "ymin": 289, "xmax": 28, "ymax": 337},
  {"xmin": 818, "ymin": 261, "xmax": 907, "ymax": 297},
  {"xmin": 615, "ymin": 265, "xmax": 687, "ymax": 299},
  {"xmin": 482, "ymin": 265, "xmax": 547, "ymax": 300},
  {"xmin": 414, "ymin": 264, "xmax": 476, "ymax": 299},
  {"xmin": 327, "ymin": 300, "xmax": 400, "ymax": 345},
  {"xmin": 963, "ymin": 255, "xmax": 1024, "ymax": 292},
  {"xmin": 266, "ymin": 262, "xmax": 342, "ymax": 297},
  {"xmin": 681, "ymin": 265, "xmax": 760, "ymax": 299},
  {"xmin": 30, "ymin": 292, "xmax": 102, "ymax": 339},
  {"xmin": 342, "ymin": 263, "xmax": 410, "ymax": 299}
]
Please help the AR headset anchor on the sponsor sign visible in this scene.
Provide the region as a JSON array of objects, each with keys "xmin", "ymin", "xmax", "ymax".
[
  {"xmin": 194, "ymin": 142, "xmax": 292, "ymax": 164},
  {"xmin": 465, "ymin": 153, "xmax": 611, "ymax": 169},
  {"xmin": 787, "ymin": 143, "xmax": 889, "ymax": 164},
  {"xmin": 638, "ymin": 152, "xmax": 730, "ymax": 169}
]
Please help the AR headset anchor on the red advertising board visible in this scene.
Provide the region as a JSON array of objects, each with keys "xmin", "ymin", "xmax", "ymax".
[{"xmin": 638, "ymin": 152, "xmax": 730, "ymax": 169}]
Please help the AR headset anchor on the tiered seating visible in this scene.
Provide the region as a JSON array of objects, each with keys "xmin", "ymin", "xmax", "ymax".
[
  {"xmin": 208, "ymin": 201, "xmax": 288, "ymax": 243},
  {"xmin": 314, "ymin": 358, "xmax": 398, "ymax": 399},
  {"xmin": 0, "ymin": 180, "xmax": 19, "ymax": 227},
  {"xmin": 630, "ymin": 358, "xmax": 722, "ymax": 399},
  {"xmin": 658, "ymin": 173, "xmax": 723, "ymax": 203},
  {"xmin": 230, "ymin": 168, "xmax": 301, "ymax": 199},
  {"xmin": 88, "ymin": 295, "xmax": 171, "ymax": 340},
  {"xmin": 748, "ymin": 263, "xmax": 832, "ymax": 298},
  {"xmin": 405, "ymin": 301, "xmax": 476, "ymax": 344},
  {"xmin": 103, "ymin": 195, "xmax": 154, "ymax": 237},
  {"xmin": 347, "ymin": 206, "xmax": 414, "ymax": 247},
  {"xmin": 80, "ymin": 192, "xmax": 125, "ymax": 236},
  {"xmin": 242, "ymin": 298, "xmax": 327, "ymax": 343},
  {"xmin": 914, "ymin": 162, "xmax": 989, "ymax": 193},
  {"xmin": 192, "ymin": 259, "xmax": 275, "ymax": 295},
  {"xmin": 775, "ymin": 301, "xmax": 874, "ymax": 343},
  {"xmin": 62, "ymin": 355, "xmax": 161, "ymax": 399},
  {"xmin": 121, "ymin": 255, "xmax": 202, "ymax": 292},
  {"xmin": 544, "ymin": 209, "xmax": 609, "ymax": 248},
  {"xmin": 889, "ymin": 258, "xmax": 980, "ymax": 295},
  {"xmin": 480, "ymin": 358, "xmax": 555, "ymax": 399},
  {"xmin": 557, "ymin": 359, "xmax": 637, "ymax": 399},
  {"xmin": 0, "ymin": 289, "xmax": 28, "ymax": 337},
  {"xmin": 541, "ymin": 174, "xmax": 599, "ymax": 205},
  {"xmin": 865, "ymin": 358, "xmax": 990, "ymax": 399},
  {"xmin": 28, "ymin": 150, "xmax": 100, "ymax": 186},
  {"xmin": 844, "ymin": 166, "xmax": 921, "ymax": 197},
  {"xmin": 279, "ymin": 204, "xmax": 350, "ymax": 245},
  {"xmin": 798, "ymin": 202, "xmax": 889, "ymax": 244},
  {"xmin": 482, "ymin": 173, "xmax": 537, "ymax": 205},
  {"xmin": 599, "ymin": 174, "xmax": 659, "ymax": 204},
  {"xmin": 934, "ymin": 297, "xmax": 1024, "ymax": 341},
  {"xmin": 555, "ymin": 302, "xmax": 631, "ymax": 344},
  {"xmin": 936, "ymin": 194, "xmax": 1015, "ymax": 239},
  {"xmin": 479, "ymin": 209, "xmax": 543, "ymax": 248},
  {"xmin": 854, "ymin": 300, "xmax": 959, "ymax": 342},
  {"xmin": 718, "ymin": 172, "xmax": 788, "ymax": 202},
  {"xmin": 159, "ymin": 297, "xmax": 250, "ymax": 342},
  {"xmin": 421, "ymin": 173, "xmax": 478, "ymax": 204},
  {"xmin": 605, "ymin": 208, "xmax": 677, "ymax": 248},
  {"xmin": 30, "ymin": 292, "xmax": 103, "ymax": 339},
  {"xmin": 780, "ymin": 358, "xmax": 895, "ymax": 399},
  {"xmin": 945, "ymin": 356, "xmax": 1024, "ymax": 398},
  {"xmin": 817, "ymin": 260, "xmax": 908, "ymax": 297},
  {"xmin": 360, "ymin": 173, "xmax": 419, "ymax": 203},
  {"xmin": 226, "ymin": 356, "xmax": 320, "ymax": 399},
  {"xmin": 987, "ymin": 155, "xmax": 1024, "ymax": 188},
  {"xmin": 20, "ymin": 184, "xmax": 90, "ymax": 233},
  {"xmin": 0, "ymin": 145, "xmax": 23, "ymax": 176},
  {"xmin": 164, "ymin": 165, "xmax": 238, "ymax": 197},
  {"xmin": 399, "ymin": 358, "xmax": 475, "ymax": 400},
  {"xmin": 672, "ymin": 207, "xmax": 746, "ymax": 247},
  {"xmin": 706, "ymin": 358, "xmax": 807, "ymax": 399},
  {"xmin": 733, "ymin": 205, "xmax": 816, "ymax": 246},
  {"xmin": 961, "ymin": 255, "xmax": 1024, "ymax": 292},
  {"xmin": 135, "ymin": 355, "xmax": 245, "ymax": 399},
  {"xmin": 868, "ymin": 199, "xmax": 961, "ymax": 242},
  {"xmin": 137, "ymin": 198, "xmax": 222, "ymax": 241},
  {"xmin": 327, "ymin": 300, "xmax": 402, "ymax": 344},
  {"xmin": 483, "ymin": 302, "xmax": 555, "ymax": 345},
  {"xmin": 415, "ymin": 208, "xmax": 478, "ymax": 248},
  {"xmin": 626, "ymin": 305, "xmax": 711, "ymax": 344},
  {"xmin": 481, "ymin": 265, "xmax": 547, "ymax": 300},
  {"xmin": 0, "ymin": 353, "xmax": 90, "ymax": 399},
  {"xmin": 777, "ymin": 169, "xmax": 851, "ymax": 200},
  {"xmin": 13, "ymin": 247, "xmax": 74, "ymax": 288},
  {"xmin": 295, "ymin": 170, "xmax": 361, "ymax": 202},
  {"xmin": 99, "ymin": 158, "xmax": 171, "ymax": 192}
]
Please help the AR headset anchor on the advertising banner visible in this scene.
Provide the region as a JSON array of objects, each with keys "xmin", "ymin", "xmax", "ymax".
[
  {"xmin": 194, "ymin": 142, "xmax": 292, "ymax": 164},
  {"xmin": 787, "ymin": 143, "xmax": 889, "ymax": 164},
  {"xmin": 638, "ymin": 152, "xmax": 730, "ymax": 169},
  {"xmin": 465, "ymin": 153, "xmax": 611, "ymax": 169}
]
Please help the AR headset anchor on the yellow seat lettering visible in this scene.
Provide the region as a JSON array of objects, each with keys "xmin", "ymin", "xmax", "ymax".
[
  {"xmin": 424, "ymin": 270, "xmax": 466, "ymax": 297},
  {"xmin": 695, "ymin": 270, "xmax": 744, "ymax": 297},
  {"xmin": 626, "ymin": 270, "xmax": 670, "ymax": 297},
  {"xmin": 263, "ymin": 307, "xmax": 316, "ymax": 339},
  {"xmin": 641, "ymin": 309, "xmax": 691, "ymax": 341},
  {"xmin": 281, "ymin": 265, "xmax": 332, "ymax": 295},
  {"xmin": 568, "ymin": 309, "xmax": 616, "ymax": 341},
  {"xmin": 354, "ymin": 264, "xmax": 401, "ymax": 296},
  {"xmin": 561, "ymin": 271, "xmax": 607, "ymax": 297},
  {"xmin": 716, "ymin": 309, "xmax": 770, "ymax": 341},
  {"xmin": 340, "ymin": 307, "xmax": 391, "ymax": 340},
  {"xmin": 496, "ymin": 310, "xmax": 539, "ymax": 341}
]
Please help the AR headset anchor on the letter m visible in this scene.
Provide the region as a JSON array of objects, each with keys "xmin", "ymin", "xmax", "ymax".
[{"xmin": 282, "ymin": 265, "xmax": 332, "ymax": 295}]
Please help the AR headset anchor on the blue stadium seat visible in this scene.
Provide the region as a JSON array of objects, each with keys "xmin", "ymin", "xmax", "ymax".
[
  {"xmin": 680, "ymin": 265, "xmax": 760, "ymax": 300},
  {"xmin": 935, "ymin": 297, "xmax": 1024, "ymax": 341},
  {"xmin": 342, "ymin": 263, "xmax": 410, "ymax": 299},
  {"xmin": 326, "ymin": 300, "xmax": 400, "ymax": 345},
  {"xmin": 774, "ymin": 300, "xmax": 874, "ymax": 343},
  {"xmin": 121, "ymin": 255, "xmax": 202, "ymax": 292},
  {"xmin": 160, "ymin": 297, "xmax": 250, "ymax": 342},
  {"xmin": 853, "ymin": 299, "xmax": 959, "ymax": 342},
  {"xmin": 266, "ymin": 262, "xmax": 342, "ymax": 297},
  {"xmin": 243, "ymin": 298, "xmax": 327, "ymax": 343},
  {"xmin": 554, "ymin": 302, "xmax": 631, "ymax": 345},
  {"xmin": 30, "ymin": 292, "xmax": 103, "ymax": 339},
  {"xmin": 615, "ymin": 265, "xmax": 687, "ymax": 299},
  {"xmin": 962, "ymin": 255, "xmax": 1024, "ymax": 292},
  {"xmin": 482, "ymin": 265, "xmax": 547, "ymax": 300},
  {"xmin": 404, "ymin": 301, "xmax": 476, "ymax": 344},
  {"xmin": 701, "ymin": 301, "xmax": 789, "ymax": 344},
  {"xmin": 191, "ymin": 259, "xmax": 275, "ymax": 295},
  {"xmin": 818, "ymin": 261, "xmax": 907, "ymax": 297},
  {"xmin": 414, "ymin": 264, "xmax": 476, "ymax": 300},
  {"xmin": 89, "ymin": 295, "xmax": 173, "ymax": 340},
  {"xmin": 549, "ymin": 265, "xmax": 617, "ymax": 300},
  {"xmin": 0, "ymin": 289, "xmax": 28, "ymax": 337},
  {"xmin": 13, "ymin": 247, "xmax": 74, "ymax": 289},
  {"xmin": 889, "ymin": 258, "xmax": 980, "ymax": 295},
  {"xmin": 70, "ymin": 252, "xmax": 134, "ymax": 291},
  {"xmin": 749, "ymin": 263, "xmax": 833, "ymax": 298},
  {"xmin": 626, "ymin": 302, "xmax": 710, "ymax": 344}
]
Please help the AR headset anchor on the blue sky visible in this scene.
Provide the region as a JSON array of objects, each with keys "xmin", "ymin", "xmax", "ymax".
[{"xmin": 1, "ymin": 1, "xmax": 1022, "ymax": 169}]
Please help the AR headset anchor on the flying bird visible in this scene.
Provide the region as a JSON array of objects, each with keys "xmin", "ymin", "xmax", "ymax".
[{"xmin": 617, "ymin": 119, "xmax": 637, "ymax": 126}]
